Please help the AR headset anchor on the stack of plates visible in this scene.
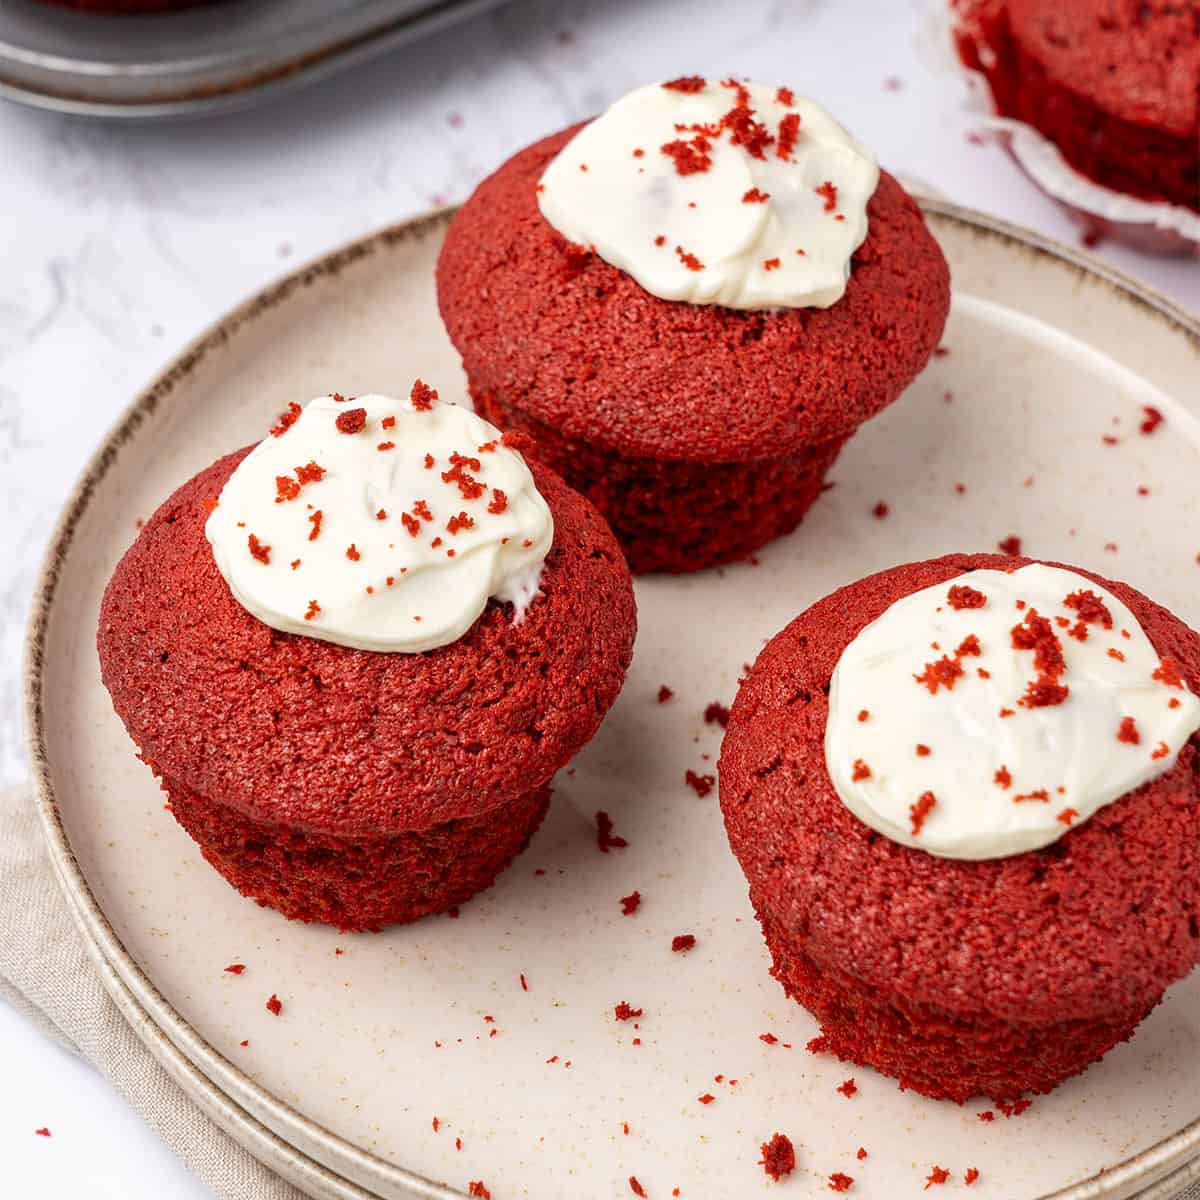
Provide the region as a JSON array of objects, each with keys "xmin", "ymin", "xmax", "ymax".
[{"xmin": 25, "ymin": 203, "xmax": 1200, "ymax": 1199}]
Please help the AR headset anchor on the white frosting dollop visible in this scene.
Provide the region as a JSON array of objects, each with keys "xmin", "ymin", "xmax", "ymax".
[
  {"xmin": 537, "ymin": 78, "xmax": 879, "ymax": 310},
  {"xmin": 825, "ymin": 564, "xmax": 1200, "ymax": 860},
  {"xmin": 205, "ymin": 389, "xmax": 554, "ymax": 653}
]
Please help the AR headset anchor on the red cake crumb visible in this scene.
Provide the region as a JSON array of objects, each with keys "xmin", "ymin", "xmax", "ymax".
[
  {"xmin": 948, "ymin": 584, "xmax": 986, "ymax": 610},
  {"xmin": 872, "ymin": 501, "xmax": 889, "ymax": 519},
  {"xmin": 851, "ymin": 759, "xmax": 871, "ymax": 781},
  {"xmin": 672, "ymin": 934, "xmax": 696, "ymax": 952},
  {"xmin": 763, "ymin": 257, "xmax": 781, "ymax": 271},
  {"xmin": 1064, "ymin": 590, "xmax": 1113, "ymax": 628},
  {"xmin": 978, "ymin": 1111, "xmax": 994, "ymax": 1122},
  {"xmin": 658, "ymin": 685, "xmax": 674, "ymax": 703},
  {"xmin": 1014, "ymin": 789, "xmax": 1049, "ymax": 803},
  {"xmin": 307, "ymin": 510, "xmax": 323, "ymax": 541},
  {"xmin": 776, "ymin": 86, "xmax": 795, "ymax": 106},
  {"xmin": 247, "ymin": 534, "xmax": 270, "ymax": 564},
  {"xmin": 704, "ymin": 702, "xmax": 730, "ymax": 727},
  {"xmin": 345, "ymin": 544, "xmax": 360, "ymax": 561},
  {"xmin": 965, "ymin": 1168, "xmax": 980, "ymax": 1185},
  {"xmin": 815, "ymin": 181, "xmax": 839, "ymax": 211},
  {"xmin": 34, "ymin": 1128, "xmax": 51, "ymax": 1137},
  {"xmin": 777, "ymin": 112, "xmax": 801, "ymax": 160},
  {"xmin": 224, "ymin": 964, "xmax": 246, "ymax": 975},
  {"xmin": 916, "ymin": 744, "xmax": 931, "ymax": 757},
  {"xmin": 914, "ymin": 655, "xmax": 964, "ymax": 694},
  {"xmin": 410, "ymin": 380, "xmax": 438, "ymax": 411},
  {"xmin": 925, "ymin": 1165, "xmax": 951, "ymax": 1189},
  {"xmin": 1141, "ymin": 406, "xmax": 1164, "ymax": 435},
  {"xmin": 1153, "ymin": 741, "xmax": 1170, "ymax": 760},
  {"xmin": 697, "ymin": 1093, "xmax": 715, "ymax": 1105},
  {"xmin": 997, "ymin": 1097, "xmax": 1032, "ymax": 1118},
  {"xmin": 759, "ymin": 1032, "xmax": 778, "ymax": 1045},
  {"xmin": 304, "ymin": 600, "xmax": 321, "ymax": 622},
  {"xmin": 620, "ymin": 890, "xmax": 641, "ymax": 915},
  {"xmin": 266, "ymin": 994, "xmax": 282, "ymax": 1016},
  {"xmin": 1154, "ymin": 657, "xmax": 1184, "ymax": 688},
  {"xmin": 432, "ymin": 1116, "xmax": 440, "ymax": 1132},
  {"xmin": 857, "ymin": 710, "xmax": 869, "ymax": 722},
  {"xmin": 743, "ymin": 188, "xmax": 770, "ymax": 203},
  {"xmin": 596, "ymin": 811, "xmax": 629, "ymax": 852},
  {"xmin": 615, "ymin": 1002, "xmax": 643, "ymax": 1021},
  {"xmin": 856, "ymin": 1148, "xmax": 868, "ymax": 1160},
  {"xmin": 998, "ymin": 535, "xmax": 1022, "ymax": 556},
  {"xmin": 1118, "ymin": 716, "xmax": 1140, "ymax": 745},
  {"xmin": 1057, "ymin": 808, "xmax": 1079, "ymax": 826},
  {"xmin": 685, "ymin": 770, "xmax": 716, "ymax": 798},
  {"xmin": 275, "ymin": 475, "xmax": 301, "ymax": 502},
  {"xmin": 829, "ymin": 1174, "xmax": 854, "ymax": 1193},
  {"xmin": 663, "ymin": 76, "xmax": 706, "ymax": 93},
  {"xmin": 910, "ymin": 791, "xmax": 936, "ymax": 835},
  {"xmin": 520, "ymin": 973, "xmax": 528, "ymax": 991},
  {"xmin": 837, "ymin": 1077, "xmax": 857, "ymax": 1097},
  {"xmin": 335, "ymin": 407, "xmax": 366, "ymax": 435},
  {"xmin": 468, "ymin": 1183, "xmax": 491, "ymax": 1199},
  {"xmin": 759, "ymin": 1132, "xmax": 796, "ymax": 1181},
  {"xmin": 270, "ymin": 402, "xmax": 302, "ymax": 437},
  {"xmin": 629, "ymin": 1177, "xmax": 648, "ymax": 1198},
  {"xmin": 676, "ymin": 245, "xmax": 705, "ymax": 271}
]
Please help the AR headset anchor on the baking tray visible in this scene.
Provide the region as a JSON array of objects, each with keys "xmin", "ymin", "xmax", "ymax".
[{"xmin": 0, "ymin": 0, "xmax": 505, "ymax": 120}]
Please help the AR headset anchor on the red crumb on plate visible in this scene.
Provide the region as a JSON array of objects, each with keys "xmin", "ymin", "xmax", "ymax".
[{"xmin": 759, "ymin": 1132, "xmax": 796, "ymax": 1181}]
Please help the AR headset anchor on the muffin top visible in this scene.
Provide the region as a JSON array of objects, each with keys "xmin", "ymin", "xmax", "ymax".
[
  {"xmin": 98, "ymin": 446, "xmax": 635, "ymax": 837},
  {"xmin": 719, "ymin": 553, "xmax": 1200, "ymax": 1021},
  {"xmin": 959, "ymin": 0, "xmax": 1200, "ymax": 137},
  {"xmin": 437, "ymin": 121, "xmax": 949, "ymax": 464}
]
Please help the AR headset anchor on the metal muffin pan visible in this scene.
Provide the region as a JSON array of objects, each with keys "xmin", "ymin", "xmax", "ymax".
[{"xmin": 0, "ymin": 0, "xmax": 504, "ymax": 120}]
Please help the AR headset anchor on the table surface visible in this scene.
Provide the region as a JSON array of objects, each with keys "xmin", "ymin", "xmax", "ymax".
[{"xmin": 1, "ymin": 1, "xmax": 1197, "ymax": 1196}]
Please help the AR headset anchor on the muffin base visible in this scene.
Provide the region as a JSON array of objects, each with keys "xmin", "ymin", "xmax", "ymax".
[
  {"xmin": 158, "ymin": 767, "xmax": 551, "ymax": 932},
  {"xmin": 757, "ymin": 899, "xmax": 1154, "ymax": 1104},
  {"xmin": 472, "ymin": 383, "xmax": 846, "ymax": 574}
]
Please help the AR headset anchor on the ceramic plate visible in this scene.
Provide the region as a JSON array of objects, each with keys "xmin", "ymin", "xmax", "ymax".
[{"xmin": 25, "ymin": 203, "xmax": 1200, "ymax": 1200}]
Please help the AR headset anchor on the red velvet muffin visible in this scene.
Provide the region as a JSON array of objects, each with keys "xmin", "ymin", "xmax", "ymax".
[
  {"xmin": 953, "ymin": 0, "xmax": 1200, "ymax": 213},
  {"xmin": 438, "ymin": 79, "xmax": 950, "ymax": 574},
  {"xmin": 98, "ymin": 389, "xmax": 636, "ymax": 931},
  {"xmin": 719, "ymin": 552, "xmax": 1200, "ymax": 1101}
]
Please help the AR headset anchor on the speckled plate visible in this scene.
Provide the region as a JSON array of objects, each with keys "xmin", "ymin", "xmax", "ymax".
[{"xmin": 24, "ymin": 202, "xmax": 1200, "ymax": 1200}]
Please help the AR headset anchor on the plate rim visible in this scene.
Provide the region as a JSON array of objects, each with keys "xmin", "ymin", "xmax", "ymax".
[{"xmin": 21, "ymin": 200, "xmax": 1200, "ymax": 1200}]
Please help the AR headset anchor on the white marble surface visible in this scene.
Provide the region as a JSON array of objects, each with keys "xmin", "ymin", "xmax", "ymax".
[{"xmin": 0, "ymin": 0, "xmax": 1196, "ymax": 1196}]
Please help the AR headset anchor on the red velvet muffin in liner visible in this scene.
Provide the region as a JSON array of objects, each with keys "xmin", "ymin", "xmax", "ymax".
[
  {"xmin": 98, "ymin": 449, "xmax": 636, "ymax": 931},
  {"xmin": 719, "ymin": 553, "xmax": 1200, "ymax": 1101},
  {"xmin": 437, "ymin": 126, "xmax": 951, "ymax": 574}
]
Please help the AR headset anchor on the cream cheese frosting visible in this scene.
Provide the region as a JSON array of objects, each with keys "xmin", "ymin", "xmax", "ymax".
[
  {"xmin": 537, "ymin": 77, "xmax": 879, "ymax": 310},
  {"xmin": 825, "ymin": 564, "xmax": 1200, "ymax": 860},
  {"xmin": 205, "ymin": 386, "xmax": 553, "ymax": 653}
]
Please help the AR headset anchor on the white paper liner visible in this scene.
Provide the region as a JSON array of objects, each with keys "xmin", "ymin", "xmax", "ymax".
[{"xmin": 984, "ymin": 117, "xmax": 1200, "ymax": 255}]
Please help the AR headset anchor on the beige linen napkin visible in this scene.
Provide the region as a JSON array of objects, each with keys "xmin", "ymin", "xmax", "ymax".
[
  {"xmin": 4, "ymin": 778, "xmax": 1200, "ymax": 1200},
  {"xmin": 0, "ymin": 782, "xmax": 308, "ymax": 1200}
]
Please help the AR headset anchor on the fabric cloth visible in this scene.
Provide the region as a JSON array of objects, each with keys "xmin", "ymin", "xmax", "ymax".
[
  {"xmin": 2, "ymin": 779, "xmax": 1198, "ymax": 1200},
  {"xmin": 0, "ymin": 782, "xmax": 308, "ymax": 1200}
]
